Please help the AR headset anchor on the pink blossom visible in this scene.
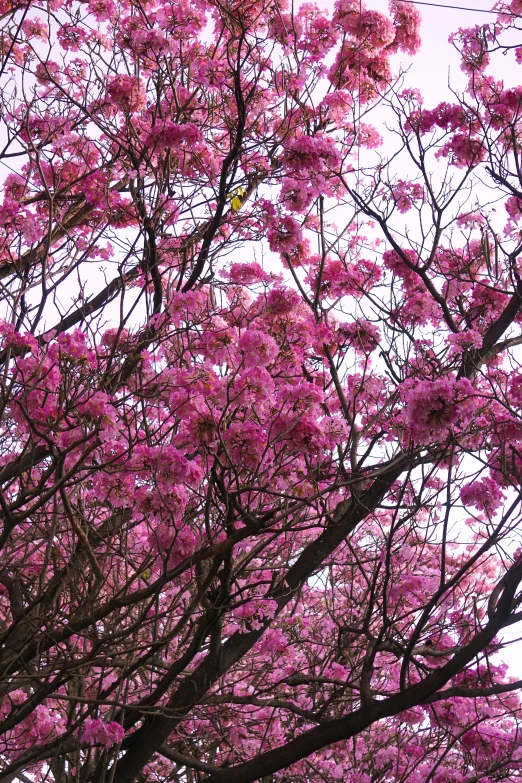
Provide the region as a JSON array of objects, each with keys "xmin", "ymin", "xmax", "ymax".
[
  {"xmin": 82, "ymin": 719, "xmax": 125, "ymax": 747},
  {"xmin": 77, "ymin": 392, "xmax": 116, "ymax": 426},
  {"xmin": 341, "ymin": 319, "xmax": 381, "ymax": 354},
  {"xmin": 436, "ymin": 133, "xmax": 485, "ymax": 168},
  {"xmin": 168, "ymin": 289, "xmax": 208, "ymax": 326},
  {"xmin": 148, "ymin": 520, "xmax": 199, "ymax": 564},
  {"xmin": 226, "ymin": 262, "xmax": 270, "ymax": 284},
  {"xmin": 509, "ymin": 374, "xmax": 522, "ymax": 405},
  {"xmin": 193, "ymin": 57, "xmax": 228, "ymax": 89},
  {"xmin": 359, "ymin": 10, "xmax": 396, "ymax": 50},
  {"xmin": 280, "ymin": 380, "xmax": 325, "ymax": 408},
  {"xmin": 329, "ymin": 48, "xmax": 392, "ymax": 97},
  {"xmin": 392, "ymin": 180, "xmax": 425, "ymax": 213},
  {"xmin": 82, "ymin": 171, "xmax": 109, "ymax": 208},
  {"xmin": 298, "ymin": 6, "xmax": 338, "ymax": 61},
  {"xmin": 389, "ymin": 0, "xmax": 421, "ymax": 55},
  {"xmin": 3, "ymin": 3, "xmax": 522, "ymax": 780},
  {"xmin": 335, "ymin": 2, "xmax": 396, "ymax": 50},
  {"xmin": 279, "ymin": 177, "xmax": 313, "ymax": 213},
  {"xmin": 106, "ymin": 74, "xmax": 145, "ymax": 113},
  {"xmin": 319, "ymin": 90, "xmax": 354, "ymax": 126},
  {"xmin": 267, "ymin": 215, "xmax": 304, "ymax": 255},
  {"xmin": 401, "ymin": 377, "xmax": 476, "ymax": 444},
  {"xmin": 130, "ymin": 28, "xmax": 168, "ymax": 54},
  {"xmin": 87, "ymin": 0, "xmax": 116, "ymax": 20},
  {"xmin": 383, "ymin": 248, "xmax": 419, "ymax": 289},
  {"xmin": 461, "ymin": 477, "xmax": 505, "ymax": 514},
  {"xmin": 446, "ymin": 330, "xmax": 482, "ymax": 355},
  {"xmin": 199, "ymin": 317, "xmax": 238, "ymax": 363},
  {"xmin": 417, "ymin": 102, "xmax": 468, "ymax": 134},
  {"xmin": 224, "ymin": 421, "xmax": 267, "ymax": 470},
  {"xmin": 239, "ymin": 329, "xmax": 279, "ymax": 368},
  {"xmin": 233, "ymin": 366, "xmax": 275, "ymax": 405},
  {"xmin": 22, "ymin": 17, "xmax": 48, "ymax": 40},
  {"xmin": 355, "ymin": 123, "xmax": 381, "ymax": 149},
  {"xmin": 283, "ymin": 135, "xmax": 341, "ymax": 175},
  {"xmin": 140, "ymin": 120, "xmax": 202, "ymax": 152},
  {"xmin": 28, "ymin": 705, "xmax": 56, "ymax": 740},
  {"xmin": 470, "ymin": 283, "xmax": 509, "ymax": 327},
  {"xmin": 0, "ymin": 322, "xmax": 38, "ymax": 353},
  {"xmin": 57, "ymin": 24, "xmax": 86, "ymax": 51},
  {"xmin": 51, "ymin": 329, "xmax": 96, "ymax": 365},
  {"xmin": 266, "ymin": 287, "xmax": 300, "ymax": 315},
  {"xmin": 456, "ymin": 211, "xmax": 486, "ymax": 228},
  {"xmin": 450, "ymin": 25, "xmax": 492, "ymax": 74},
  {"xmin": 133, "ymin": 444, "xmax": 203, "ymax": 488},
  {"xmin": 255, "ymin": 628, "xmax": 287, "ymax": 653},
  {"xmin": 505, "ymin": 195, "xmax": 522, "ymax": 221},
  {"xmin": 307, "ymin": 255, "xmax": 378, "ymax": 298}
]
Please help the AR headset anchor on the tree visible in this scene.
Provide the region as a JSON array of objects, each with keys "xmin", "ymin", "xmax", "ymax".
[{"xmin": 2, "ymin": 0, "xmax": 522, "ymax": 780}]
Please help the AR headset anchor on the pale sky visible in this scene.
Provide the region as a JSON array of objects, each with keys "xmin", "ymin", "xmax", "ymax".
[{"xmin": 375, "ymin": 0, "xmax": 516, "ymax": 98}]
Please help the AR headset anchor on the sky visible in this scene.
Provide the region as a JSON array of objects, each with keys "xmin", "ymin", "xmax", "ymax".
[{"xmin": 375, "ymin": 0, "xmax": 515, "ymax": 98}]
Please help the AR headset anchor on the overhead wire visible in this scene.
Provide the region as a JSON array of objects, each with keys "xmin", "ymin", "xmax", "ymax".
[{"xmin": 391, "ymin": 0, "xmax": 514, "ymax": 14}]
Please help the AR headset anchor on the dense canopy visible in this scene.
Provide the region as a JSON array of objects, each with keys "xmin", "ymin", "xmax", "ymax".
[{"xmin": 2, "ymin": 0, "xmax": 522, "ymax": 781}]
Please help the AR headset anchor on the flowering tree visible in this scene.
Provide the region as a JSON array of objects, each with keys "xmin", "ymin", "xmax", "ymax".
[{"xmin": 3, "ymin": 0, "xmax": 522, "ymax": 781}]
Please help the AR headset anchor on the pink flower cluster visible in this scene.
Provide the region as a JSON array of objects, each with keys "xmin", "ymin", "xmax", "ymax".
[
  {"xmin": 298, "ymin": 5, "xmax": 338, "ymax": 62},
  {"xmin": 461, "ymin": 476, "xmax": 505, "ymax": 515},
  {"xmin": 319, "ymin": 90, "xmax": 354, "ymax": 127},
  {"xmin": 87, "ymin": 0, "xmax": 116, "ymax": 21},
  {"xmin": 129, "ymin": 27, "xmax": 168, "ymax": 55},
  {"xmin": 50, "ymin": 329, "xmax": 96, "ymax": 365},
  {"xmin": 450, "ymin": 25, "xmax": 492, "ymax": 74},
  {"xmin": 226, "ymin": 262, "xmax": 271, "ymax": 284},
  {"xmin": 362, "ymin": 10, "xmax": 396, "ymax": 50},
  {"xmin": 308, "ymin": 255, "xmax": 380, "ymax": 299},
  {"xmin": 383, "ymin": 248, "xmax": 419, "ymax": 289},
  {"xmin": 279, "ymin": 177, "xmax": 314, "ymax": 213},
  {"xmin": 238, "ymin": 329, "xmax": 279, "ymax": 368},
  {"xmin": 389, "ymin": 0, "xmax": 421, "ymax": 55},
  {"xmin": 334, "ymin": 1, "xmax": 394, "ymax": 49},
  {"xmin": 509, "ymin": 374, "xmax": 522, "ymax": 405},
  {"xmin": 81, "ymin": 719, "xmax": 125, "ymax": 747},
  {"xmin": 278, "ymin": 135, "xmax": 343, "ymax": 212},
  {"xmin": 266, "ymin": 287, "xmax": 300, "ymax": 315},
  {"xmin": 456, "ymin": 211, "xmax": 486, "ymax": 229},
  {"xmin": 105, "ymin": 74, "xmax": 145, "ymax": 113},
  {"xmin": 233, "ymin": 366, "xmax": 275, "ymax": 406},
  {"xmin": 22, "ymin": 17, "xmax": 48, "ymax": 40},
  {"xmin": 224, "ymin": 421, "xmax": 267, "ymax": 471},
  {"xmin": 267, "ymin": 214, "xmax": 304, "ymax": 255},
  {"xmin": 446, "ymin": 329, "xmax": 482, "ymax": 355},
  {"xmin": 283, "ymin": 136, "xmax": 341, "ymax": 175},
  {"xmin": 401, "ymin": 377, "xmax": 476, "ymax": 444},
  {"xmin": 82, "ymin": 171, "xmax": 109, "ymax": 208},
  {"xmin": 57, "ymin": 24, "xmax": 86, "ymax": 51},
  {"xmin": 392, "ymin": 180, "xmax": 425, "ymax": 213},
  {"xmin": 77, "ymin": 391, "xmax": 117, "ymax": 426},
  {"xmin": 414, "ymin": 102, "xmax": 469, "ymax": 134},
  {"xmin": 140, "ymin": 121, "xmax": 202, "ymax": 152},
  {"xmin": 436, "ymin": 132, "xmax": 485, "ymax": 168},
  {"xmin": 132, "ymin": 443, "xmax": 203, "ymax": 489},
  {"xmin": 341, "ymin": 319, "xmax": 381, "ymax": 354},
  {"xmin": 505, "ymin": 195, "xmax": 522, "ymax": 221}
]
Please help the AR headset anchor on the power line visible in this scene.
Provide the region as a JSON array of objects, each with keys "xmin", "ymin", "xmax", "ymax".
[{"xmin": 398, "ymin": 0, "xmax": 510, "ymax": 14}]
